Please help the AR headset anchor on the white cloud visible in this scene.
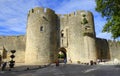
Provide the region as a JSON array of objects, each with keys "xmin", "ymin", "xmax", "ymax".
[
  {"xmin": 0, "ymin": 0, "xmax": 40, "ymax": 35},
  {"xmin": 0, "ymin": 0, "xmax": 117, "ymax": 40}
]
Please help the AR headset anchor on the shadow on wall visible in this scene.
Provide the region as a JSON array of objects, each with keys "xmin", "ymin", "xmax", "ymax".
[{"xmin": 96, "ymin": 38, "xmax": 110, "ymax": 62}]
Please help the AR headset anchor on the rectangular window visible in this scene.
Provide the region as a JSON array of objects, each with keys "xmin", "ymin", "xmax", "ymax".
[{"xmin": 40, "ymin": 26, "xmax": 43, "ymax": 31}]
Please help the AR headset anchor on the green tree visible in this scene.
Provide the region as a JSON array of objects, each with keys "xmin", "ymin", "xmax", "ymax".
[{"xmin": 95, "ymin": 0, "xmax": 120, "ymax": 39}]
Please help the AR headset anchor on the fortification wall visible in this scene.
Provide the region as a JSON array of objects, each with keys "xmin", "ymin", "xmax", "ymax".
[
  {"xmin": 108, "ymin": 40, "xmax": 120, "ymax": 60},
  {"xmin": 96, "ymin": 38, "xmax": 110, "ymax": 60},
  {"xmin": 0, "ymin": 35, "xmax": 25, "ymax": 63},
  {"xmin": 25, "ymin": 7, "xmax": 59, "ymax": 65},
  {"xmin": 96, "ymin": 38, "xmax": 120, "ymax": 61}
]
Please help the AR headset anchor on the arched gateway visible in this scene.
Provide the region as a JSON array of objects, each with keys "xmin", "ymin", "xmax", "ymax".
[{"xmin": 58, "ymin": 47, "xmax": 67, "ymax": 63}]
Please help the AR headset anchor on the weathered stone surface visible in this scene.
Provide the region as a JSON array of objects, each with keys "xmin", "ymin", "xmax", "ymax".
[{"xmin": 0, "ymin": 36, "xmax": 25, "ymax": 63}]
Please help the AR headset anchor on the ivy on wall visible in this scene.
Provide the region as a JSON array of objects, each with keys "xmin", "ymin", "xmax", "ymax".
[{"xmin": 81, "ymin": 14, "xmax": 88, "ymax": 25}]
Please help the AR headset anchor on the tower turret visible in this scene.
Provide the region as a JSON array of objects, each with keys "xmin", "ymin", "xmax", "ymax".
[{"xmin": 25, "ymin": 7, "xmax": 59, "ymax": 65}]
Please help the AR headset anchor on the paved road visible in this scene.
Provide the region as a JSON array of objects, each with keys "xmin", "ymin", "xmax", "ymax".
[{"xmin": 1, "ymin": 64, "xmax": 120, "ymax": 76}]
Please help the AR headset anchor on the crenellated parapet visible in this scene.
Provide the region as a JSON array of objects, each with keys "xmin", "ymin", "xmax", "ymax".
[
  {"xmin": 58, "ymin": 10, "xmax": 91, "ymax": 18},
  {"xmin": 96, "ymin": 38, "xmax": 120, "ymax": 47},
  {"xmin": 107, "ymin": 40, "xmax": 120, "ymax": 47},
  {"xmin": 0, "ymin": 35, "xmax": 25, "ymax": 40},
  {"xmin": 27, "ymin": 7, "xmax": 58, "ymax": 27},
  {"xmin": 59, "ymin": 10, "xmax": 95, "ymax": 37},
  {"xmin": 28, "ymin": 7, "xmax": 55, "ymax": 17}
]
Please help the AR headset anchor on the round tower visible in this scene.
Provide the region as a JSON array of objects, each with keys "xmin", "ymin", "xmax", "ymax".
[
  {"xmin": 82, "ymin": 11, "xmax": 97, "ymax": 62},
  {"xmin": 25, "ymin": 7, "xmax": 58, "ymax": 65}
]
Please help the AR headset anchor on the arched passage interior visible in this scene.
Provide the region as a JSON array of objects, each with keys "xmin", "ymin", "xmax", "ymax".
[{"xmin": 58, "ymin": 47, "xmax": 67, "ymax": 63}]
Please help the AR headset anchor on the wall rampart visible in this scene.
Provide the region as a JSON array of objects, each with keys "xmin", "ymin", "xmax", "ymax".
[
  {"xmin": 96, "ymin": 38, "xmax": 120, "ymax": 60},
  {"xmin": 107, "ymin": 40, "xmax": 120, "ymax": 60},
  {"xmin": 0, "ymin": 35, "xmax": 25, "ymax": 63}
]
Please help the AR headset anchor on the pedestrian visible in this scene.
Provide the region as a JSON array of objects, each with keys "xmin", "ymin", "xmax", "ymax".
[
  {"xmin": 2, "ymin": 62, "xmax": 7, "ymax": 71},
  {"xmin": 56, "ymin": 60, "xmax": 59, "ymax": 66},
  {"xmin": 64, "ymin": 58, "xmax": 67, "ymax": 64}
]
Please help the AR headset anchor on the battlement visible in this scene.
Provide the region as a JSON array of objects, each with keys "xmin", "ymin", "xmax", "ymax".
[
  {"xmin": 0, "ymin": 35, "xmax": 25, "ymax": 39},
  {"xmin": 96, "ymin": 38, "xmax": 120, "ymax": 44},
  {"xmin": 58, "ymin": 10, "xmax": 92, "ymax": 19},
  {"xmin": 107, "ymin": 40, "xmax": 120, "ymax": 43},
  {"xmin": 107, "ymin": 40, "xmax": 120, "ymax": 46},
  {"xmin": 28, "ymin": 7, "xmax": 55, "ymax": 17},
  {"xmin": 57, "ymin": 14, "xmax": 68, "ymax": 19}
]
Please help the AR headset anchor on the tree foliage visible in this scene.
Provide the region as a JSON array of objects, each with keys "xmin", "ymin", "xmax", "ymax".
[{"xmin": 95, "ymin": 0, "xmax": 120, "ymax": 39}]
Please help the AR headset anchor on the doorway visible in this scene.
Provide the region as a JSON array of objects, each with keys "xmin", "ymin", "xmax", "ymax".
[{"xmin": 58, "ymin": 47, "xmax": 67, "ymax": 63}]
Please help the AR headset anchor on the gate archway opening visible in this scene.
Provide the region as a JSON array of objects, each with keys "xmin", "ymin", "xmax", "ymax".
[{"xmin": 58, "ymin": 47, "xmax": 67, "ymax": 63}]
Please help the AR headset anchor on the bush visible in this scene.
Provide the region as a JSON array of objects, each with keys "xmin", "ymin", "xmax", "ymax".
[{"xmin": 58, "ymin": 54, "xmax": 65, "ymax": 58}]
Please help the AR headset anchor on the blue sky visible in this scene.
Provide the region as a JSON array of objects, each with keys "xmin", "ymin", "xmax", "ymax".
[{"xmin": 0, "ymin": 0, "xmax": 115, "ymax": 40}]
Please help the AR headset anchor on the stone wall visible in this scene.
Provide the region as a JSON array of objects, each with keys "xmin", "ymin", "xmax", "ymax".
[
  {"xmin": 96, "ymin": 38, "xmax": 120, "ymax": 61},
  {"xmin": 0, "ymin": 35, "xmax": 25, "ymax": 63},
  {"xmin": 108, "ymin": 40, "xmax": 120, "ymax": 60},
  {"xmin": 96, "ymin": 38, "xmax": 110, "ymax": 60}
]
